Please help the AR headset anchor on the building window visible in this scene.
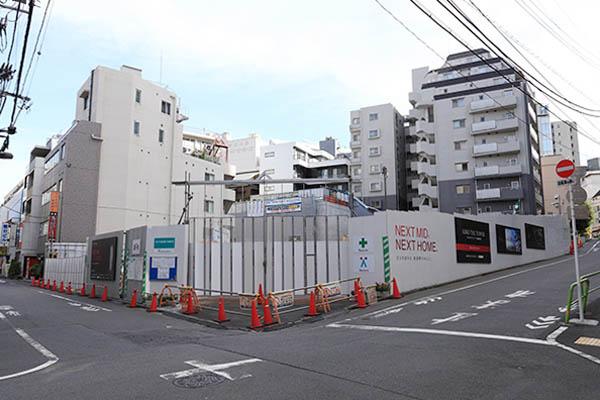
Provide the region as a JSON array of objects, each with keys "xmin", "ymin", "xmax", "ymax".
[
  {"xmin": 44, "ymin": 151, "xmax": 60, "ymax": 174},
  {"xmin": 369, "ymin": 113, "xmax": 378, "ymax": 121},
  {"xmin": 504, "ymin": 90, "xmax": 513, "ymax": 96},
  {"xmin": 506, "ymin": 112, "xmax": 515, "ymax": 119},
  {"xmin": 134, "ymin": 121, "xmax": 140, "ymax": 135},
  {"xmin": 484, "ymin": 205, "xmax": 492, "ymax": 212},
  {"xmin": 161, "ymin": 101, "xmax": 171, "ymax": 115},
  {"xmin": 369, "ymin": 164, "xmax": 380, "ymax": 174},
  {"xmin": 40, "ymin": 220, "xmax": 48, "ymax": 237},
  {"xmin": 158, "ymin": 129, "xmax": 164, "ymax": 143},
  {"xmin": 509, "ymin": 158, "xmax": 517, "ymax": 166},
  {"xmin": 452, "ymin": 98, "xmax": 465, "ymax": 108},
  {"xmin": 454, "ymin": 141, "xmax": 463, "ymax": 150},
  {"xmin": 352, "ymin": 167, "xmax": 361, "ymax": 175},
  {"xmin": 135, "ymin": 89, "xmax": 142, "ymax": 104},
  {"xmin": 479, "ymin": 95, "xmax": 484, "ymax": 100},
  {"xmin": 368, "ymin": 146, "xmax": 380, "ymax": 156},
  {"xmin": 204, "ymin": 200, "xmax": 214, "ymax": 213},
  {"xmin": 453, "ymin": 119, "xmax": 466, "ymax": 129},
  {"xmin": 353, "ymin": 150, "xmax": 360, "ymax": 159},
  {"xmin": 42, "ymin": 185, "xmax": 56, "ymax": 205},
  {"xmin": 455, "ymin": 162, "xmax": 468, "ymax": 172},
  {"xmin": 511, "ymin": 180, "xmax": 520, "ymax": 189},
  {"xmin": 264, "ymin": 185, "xmax": 275, "ymax": 192},
  {"xmin": 353, "ymin": 184, "xmax": 362, "ymax": 193},
  {"xmin": 205, "ymin": 173, "xmax": 215, "ymax": 181},
  {"xmin": 372, "ymin": 200, "xmax": 381, "ymax": 208},
  {"xmin": 352, "ymin": 133, "xmax": 360, "ymax": 141},
  {"xmin": 457, "ymin": 207, "xmax": 471, "ymax": 214},
  {"xmin": 479, "ymin": 116, "xmax": 485, "ymax": 122},
  {"xmin": 456, "ymin": 184, "xmax": 470, "ymax": 194},
  {"xmin": 264, "ymin": 151, "xmax": 275, "ymax": 158},
  {"xmin": 368, "ymin": 129, "xmax": 379, "ymax": 138},
  {"xmin": 60, "ymin": 144, "xmax": 66, "ymax": 160},
  {"xmin": 352, "ymin": 117, "xmax": 360, "ymax": 125},
  {"xmin": 483, "ymin": 183, "xmax": 491, "ymax": 189},
  {"xmin": 370, "ymin": 182, "xmax": 382, "ymax": 192}
]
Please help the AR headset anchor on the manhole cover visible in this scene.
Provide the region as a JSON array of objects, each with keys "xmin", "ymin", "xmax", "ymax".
[{"xmin": 173, "ymin": 372, "xmax": 225, "ymax": 388}]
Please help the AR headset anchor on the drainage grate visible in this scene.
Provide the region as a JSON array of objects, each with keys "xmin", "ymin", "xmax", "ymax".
[
  {"xmin": 173, "ymin": 372, "xmax": 225, "ymax": 388},
  {"xmin": 574, "ymin": 336, "xmax": 600, "ymax": 347}
]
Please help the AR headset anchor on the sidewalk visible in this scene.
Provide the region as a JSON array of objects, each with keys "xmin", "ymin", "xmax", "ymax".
[{"xmin": 558, "ymin": 294, "xmax": 600, "ymax": 361}]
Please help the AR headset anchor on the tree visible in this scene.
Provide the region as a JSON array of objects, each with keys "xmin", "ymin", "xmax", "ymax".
[
  {"xmin": 8, "ymin": 259, "xmax": 21, "ymax": 279},
  {"xmin": 575, "ymin": 201, "xmax": 594, "ymax": 235}
]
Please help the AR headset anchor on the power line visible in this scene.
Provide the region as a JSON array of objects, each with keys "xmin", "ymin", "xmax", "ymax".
[
  {"xmin": 9, "ymin": 0, "xmax": 35, "ymax": 126},
  {"xmin": 371, "ymin": 0, "xmax": 593, "ymax": 159}
]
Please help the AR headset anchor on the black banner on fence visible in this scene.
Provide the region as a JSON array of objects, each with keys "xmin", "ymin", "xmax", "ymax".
[
  {"xmin": 455, "ymin": 217, "xmax": 491, "ymax": 264},
  {"xmin": 525, "ymin": 223, "xmax": 545, "ymax": 250},
  {"xmin": 90, "ymin": 237, "xmax": 118, "ymax": 280},
  {"xmin": 496, "ymin": 224, "xmax": 522, "ymax": 255}
]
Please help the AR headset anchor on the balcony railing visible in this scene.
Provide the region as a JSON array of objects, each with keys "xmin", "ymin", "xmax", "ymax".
[
  {"xmin": 476, "ymin": 188, "xmax": 501, "ymax": 200},
  {"xmin": 350, "ymin": 140, "xmax": 361, "ymax": 148},
  {"xmin": 471, "ymin": 118, "xmax": 519, "ymax": 135},
  {"xmin": 472, "ymin": 141, "xmax": 520, "ymax": 157},
  {"xmin": 410, "ymin": 161, "xmax": 437, "ymax": 176},
  {"xmin": 418, "ymin": 182, "xmax": 438, "ymax": 198},
  {"xmin": 474, "ymin": 164, "xmax": 522, "ymax": 177},
  {"xmin": 410, "ymin": 141, "xmax": 436, "ymax": 155},
  {"xmin": 476, "ymin": 187, "xmax": 523, "ymax": 201},
  {"xmin": 470, "ymin": 96, "xmax": 517, "ymax": 113},
  {"xmin": 415, "ymin": 120, "xmax": 434, "ymax": 135}
]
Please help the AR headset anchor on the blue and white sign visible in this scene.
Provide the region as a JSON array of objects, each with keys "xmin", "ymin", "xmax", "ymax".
[
  {"xmin": 1, "ymin": 224, "xmax": 8, "ymax": 244},
  {"xmin": 149, "ymin": 256, "xmax": 177, "ymax": 280}
]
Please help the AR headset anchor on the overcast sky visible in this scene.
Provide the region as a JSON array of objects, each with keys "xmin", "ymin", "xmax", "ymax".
[{"xmin": 2, "ymin": 0, "xmax": 600, "ymax": 199}]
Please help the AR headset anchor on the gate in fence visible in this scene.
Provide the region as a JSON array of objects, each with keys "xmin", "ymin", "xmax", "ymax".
[
  {"xmin": 44, "ymin": 242, "xmax": 87, "ymax": 289},
  {"xmin": 192, "ymin": 215, "xmax": 349, "ymax": 295}
]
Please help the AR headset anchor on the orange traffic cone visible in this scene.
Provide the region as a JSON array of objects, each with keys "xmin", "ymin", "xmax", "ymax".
[
  {"xmin": 66, "ymin": 282, "xmax": 72, "ymax": 295},
  {"xmin": 305, "ymin": 291, "xmax": 319, "ymax": 317},
  {"xmin": 258, "ymin": 284, "xmax": 264, "ymax": 305},
  {"xmin": 128, "ymin": 290, "xmax": 137, "ymax": 308},
  {"xmin": 37, "ymin": 278, "xmax": 42, "ymax": 287},
  {"xmin": 89, "ymin": 284, "xmax": 96, "ymax": 299},
  {"xmin": 80, "ymin": 282, "xmax": 86, "ymax": 296},
  {"xmin": 356, "ymin": 286, "xmax": 367, "ymax": 308},
  {"xmin": 147, "ymin": 292, "xmax": 158, "ymax": 312},
  {"xmin": 46, "ymin": 279, "xmax": 51, "ymax": 289},
  {"xmin": 249, "ymin": 299, "xmax": 261, "ymax": 329},
  {"xmin": 51, "ymin": 280, "xmax": 57, "ymax": 291},
  {"xmin": 392, "ymin": 278, "xmax": 402, "ymax": 299},
  {"xmin": 215, "ymin": 297, "xmax": 230, "ymax": 323},
  {"xmin": 31, "ymin": 277, "xmax": 36, "ymax": 287},
  {"xmin": 101, "ymin": 286, "xmax": 108, "ymax": 302},
  {"xmin": 182, "ymin": 291, "xmax": 196, "ymax": 314},
  {"xmin": 353, "ymin": 280, "xmax": 360, "ymax": 302},
  {"xmin": 262, "ymin": 302, "xmax": 275, "ymax": 326},
  {"xmin": 59, "ymin": 281, "xmax": 64, "ymax": 293}
]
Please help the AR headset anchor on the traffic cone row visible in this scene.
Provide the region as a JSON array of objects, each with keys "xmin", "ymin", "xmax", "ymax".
[
  {"xmin": 59, "ymin": 281, "xmax": 64, "ymax": 293},
  {"xmin": 249, "ymin": 299, "xmax": 261, "ymax": 329},
  {"xmin": 89, "ymin": 284, "xmax": 96, "ymax": 299},
  {"xmin": 392, "ymin": 277, "xmax": 402, "ymax": 299},
  {"xmin": 80, "ymin": 283, "xmax": 86, "ymax": 296},
  {"xmin": 128, "ymin": 290, "xmax": 137, "ymax": 308},
  {"xmin": 182, "ymin": 292, "xmax": 196, "ymax": 315},
  {"xmin": 305, "ymin": 291, "xmax": 319, "ymax": 317},
  {"xmin": 147, "ymin": 292, "xmax": 158, "ymax": 312},
  {"xmin": 66, "ymin": 282, "xmax": 72, "ymax": 295},
  {"xmin": 100, "ymin": 286, "xmax": 108, "ymax": 302},
  {"xmin": 31, "ymin": 277, "xmax": 36, "ymax": 287},
  {"xmin": 51, "ymin": 280, "xmax": 56, "ymax": 291}
]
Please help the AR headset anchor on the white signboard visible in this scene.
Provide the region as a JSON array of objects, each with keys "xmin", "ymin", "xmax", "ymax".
[
  {"xmin": 131, "ymin": 238, "xmax": 141, "ymax": 256},
  {"xmin": 265, "ymin": 197, "xmax": 302, "ymax": 214},
  {"xmin": 354, "ymin": 254, "xmax": 372, "ymax": 272},
  {"xmin": 247, "ymin": 200, "xmax": 264, "ymax": 217},
  {"xmin": 352, "ymin": 236, "xmax": 372, "ymax": 253},
  {"xmin": 127, "ymin": 256, "xmax": 144, "ymax": 281}
]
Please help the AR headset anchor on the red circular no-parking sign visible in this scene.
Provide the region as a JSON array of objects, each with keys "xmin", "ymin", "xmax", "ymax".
[{"xmin": 556, "ymin": 159, "xmax": 575, "ymax": 178}]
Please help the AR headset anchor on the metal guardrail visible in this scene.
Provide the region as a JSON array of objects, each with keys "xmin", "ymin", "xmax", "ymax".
[{"xmin": 565, "ymin": 270, "xmax": 600, "ymax": 324}]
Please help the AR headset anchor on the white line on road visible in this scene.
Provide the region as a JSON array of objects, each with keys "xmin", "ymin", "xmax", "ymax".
[
  {"xmin": 546, "ymin": 326, "xmax": 600, "ymax": 366},
  {"xmin": 327, "ymin": 323, "xmax": 551, "ymax": 346},
  {"xmin": 584, "ymin": 240, "xmax": 600, "ymax": 255},
  {"xmin": 36, "ymin": 291, "xmax": 112, "ymax": 312},
  {"xmin": 363, "ymin": 253, "xmax": 589, "ymax": 320},
  {"xmin": 0, "ymin": 312, "xmax": 5, "ymax": 320},
  {"xmin": 0, "ymin": 328, "xmax": 59, "ymax": 381},
  {"xmin": 160, "ymin": 358, "xmax": 262, "ymax": 381}
]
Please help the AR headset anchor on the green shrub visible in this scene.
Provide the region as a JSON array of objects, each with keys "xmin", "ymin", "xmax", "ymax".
[
  {"xmin": 29, "ymin": 261, "xmax": 43, "ymax": 279},
  {"xmin": 8, "ymin": 259, "xmax": 21, "ymax": 279}
]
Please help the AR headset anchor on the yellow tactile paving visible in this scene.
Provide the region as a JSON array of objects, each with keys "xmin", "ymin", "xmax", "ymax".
[{"xmin": 574, "ymin": 336, "xmax": 600, "ymax": 347}]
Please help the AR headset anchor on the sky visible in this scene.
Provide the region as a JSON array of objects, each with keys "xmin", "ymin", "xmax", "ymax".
[{"xmin": 2, "ymin": 0, "xmax": 600, "ymax": 199}]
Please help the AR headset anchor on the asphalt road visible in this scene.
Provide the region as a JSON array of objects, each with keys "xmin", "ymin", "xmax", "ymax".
[{"xmin": 1, "ymin": 240, "xmax": 600, "ymax": 399}]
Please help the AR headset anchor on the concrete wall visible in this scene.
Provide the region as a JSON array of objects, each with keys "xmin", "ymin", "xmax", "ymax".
[
  {"xmin": 349, "ymin": 210, "xmax": 569, "ymax": 291},
  {"xmin": 85, "ymin": 230, "xmax": 124, "ymax": 299}
]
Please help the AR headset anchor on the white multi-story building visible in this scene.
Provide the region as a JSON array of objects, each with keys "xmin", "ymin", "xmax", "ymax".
[
  {"xmin": 348, "ymin": 104, "xmax": 411, "ymax": 210},
  {"xmin": 408, "ymin": 49, "xmax": 543, "ymax": 215},
  {"xmin": 551, "ymin": 121, "xmax": 580, "ymax": 166},
  {"xmin": 60, "ymin": 64, "xmax": 235, "ymax": 235},
  {"xmin": 229, "ymin": 134, "xmax": 350, "ymax": 196}
]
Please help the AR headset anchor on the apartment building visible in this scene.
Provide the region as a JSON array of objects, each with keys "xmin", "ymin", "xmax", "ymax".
[
  {"xmin": 348, "ymin": 104, "xmax": 410, "ymax": 210},
  {"xmin": 1, "ymin": 180, "xmax": 23, "ymax": 274},
  {"xmin": 408, "ymin": 49, "xmax": 543, "ymax": 215},
  {"xmin": 588, "ymin": 157, "xmax": 600, "ymax": 171},
  {"xmin": 551, "ymin": 121, "xmax": 580, "ymax": 166}
]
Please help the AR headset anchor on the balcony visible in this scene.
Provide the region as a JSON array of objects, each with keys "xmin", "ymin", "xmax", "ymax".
[
  {"xmin": 472, "ymin": 141, "xmax": 520, "ymax": 157},
  {"xmin": 471, "ymin": 118, "xmax": 519, "ymax": 135},
  {"xmin": 350, "ymin": 140, "xmax": 361, "ymax": 148},
  {"xmin": 476, "ymin": 187, "xmax": 523, "ymax": 201},
  {"xmin": 415, "ymin": 120, "xmax": 434, "ymax": 135},
  {"xmin": 476, "ymin": 188, "xmax": 501, "ymax": 200},
  {"xmin": 418, "ymin": 183, "xmax": 438, "ymax": 198},
  {"xmin": 411, "ymin": 161, "xmax": 437, "ymax": 176},
  {"xmin": 474, "ymin": 164, "xmax": 522, "ymax": 177},
  {"xmin": 410, "ymin": 141, "xmax": 436, "ymax": 155},
  {"xmin": 349, "ymin": 123, "xmax": 360, "ymax": 131},
  {"xmin": 409, "ymin": 91, "xmax": 432, "ymax": 108},
  {"xmin": 223, "ymin": 188, "xmax": 236, "ymax": 202},
  {"xmin": 470, "ymin": 96, "xmax": 517, "ymax": 113},
  {"xmin": 411, "ymin": 179, "xmax": 420, "ymax": 189}
]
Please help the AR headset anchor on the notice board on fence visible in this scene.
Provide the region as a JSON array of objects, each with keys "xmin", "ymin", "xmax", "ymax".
[
  {"xmin": 454, "ymin": 217, "xmax": 491, "ymax": 264},
  {"xmin": 149, "ymin": 256, "xmax": 177, "ymax": 280}
]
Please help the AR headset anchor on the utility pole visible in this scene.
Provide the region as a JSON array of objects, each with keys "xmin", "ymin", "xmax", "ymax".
[{"xmin": 382, "ymin": 166, "xmax": 388, "ymax": 210}]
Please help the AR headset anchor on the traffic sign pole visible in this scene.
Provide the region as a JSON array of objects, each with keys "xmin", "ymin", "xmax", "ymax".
[{"xmin": 568, "ymin": 181, "xmax": 598, "ymax": 326}]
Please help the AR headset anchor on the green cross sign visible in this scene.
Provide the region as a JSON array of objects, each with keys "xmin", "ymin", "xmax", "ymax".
[{"xmin": 359, "ymin": 237, "xmax": 368, "ymax": 249}]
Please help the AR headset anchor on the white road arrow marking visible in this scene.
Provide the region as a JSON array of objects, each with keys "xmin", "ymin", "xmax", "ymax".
[
  {"xmin": 505, "ymin": 290, "xmax": 536, "ymax": 298},
  {"xmin": 532, "ymin": 320, "xmax": 554, "ymax": 326},
  {"xmin": 471, "ymin": 300, "xmax": 510, "ymax": 310},
  {"xmin": 414, "ymin": 297, "xmax": 442, "ymax": 305},
  {"xmin": 0, "ymin": 305, "xmax": 13, "ymax": 311},
  {"xmin": 431, "ymin": 312, "xmax": 478, "ymax": 325},
  {"xmin": 525, "ymin": 323, "xmax": 549, "ymax": 330},
  {"xmin": 160, "ymin": 358, "xmax": 262, "ymax": 382},
  {"xmin": 5, "ymin": 311, "xmax": 20, "ymax": 317},
  {"xmin": 538, "ymin": 316, "xmax": 560, "ymax": 322}
]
